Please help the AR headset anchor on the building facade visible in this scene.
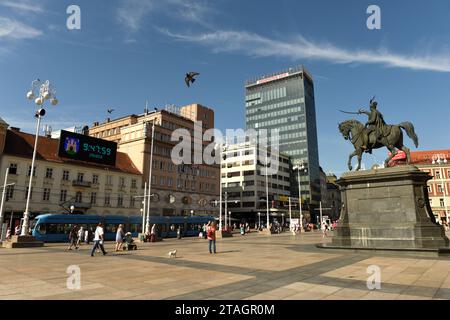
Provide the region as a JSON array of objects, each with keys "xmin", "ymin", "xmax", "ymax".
[
  {"xmin": 407, "ymin": 150, "xmax": 450, "ymax": 224},
  {"xmin": 220, "ymin": 142, "xmax": 297, "ymax": 224},
  {"xmin": 0, "ymin": 121, "xmax": 142, "ymax": 228},
  {"xmin": 245, "ymin": 66, "xmax": 321, "ymax": 214},
  {"xmin": 89, "ymin": 104, "xmax": 220, "ymax": 217},
  {"xmin": 324, "ymin": 173, "xmax": 341, "ymax": 221}
]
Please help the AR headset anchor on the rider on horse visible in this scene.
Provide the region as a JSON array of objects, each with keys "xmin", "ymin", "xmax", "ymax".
[{"xmin": 359, "ymin": 98, "xmax": 386, "ymax": 154}]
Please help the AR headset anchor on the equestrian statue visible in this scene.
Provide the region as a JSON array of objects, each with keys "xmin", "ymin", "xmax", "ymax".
[{"xmin": 338, "ymin": 97, "xmax": 419, "ymax": 171}]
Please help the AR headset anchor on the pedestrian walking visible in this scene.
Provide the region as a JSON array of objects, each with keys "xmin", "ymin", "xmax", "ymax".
[
  {"xmin": 322, "ymin": 223, "xmax": 329, "ymax": 238},
  {"xmin": 115, "ymin": 224, "xmax": 125, "ymax": 251},
  {"xmin": 6, "ymin": 227, "xmax": 11, "ymax": 240},
  {"xmin": 14, "ymin": 225, "xmax": 20, "ymax": 236},
  {"xmin": 76, "ymin": 226, "xmax": 84, "ymax": 247},
  {"xmin": 176, "ymin": 226, "xmax": 182, "ymax": 239},
  {"xmin": 150, "ymin": 224, "xmax": 157, "ymax": 242},
  {"xmin": 84, "ymin": 228, "xmax": 89, "ymax": 244},
  {"xmin": 206, "ymin": 221, "xmax": 217, "ymax": 254},
  {"xmin": 67, "ymin": 225, "xmax": 78, "ymax": 250},
  {"xmin": 90, "ymin": 222, "xmax": 107, "ymax": 256}
]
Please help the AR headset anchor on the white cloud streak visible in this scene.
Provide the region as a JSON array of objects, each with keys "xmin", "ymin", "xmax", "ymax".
[
  {"xmin": 0, "ymin": 17, "xmax": 42, "ymax": 39},
  {"xmin": 161, "ymin": 29, "xmax": 450, "ymax": 73},
  {"xmin": 116, "ymin": 0, "xmax": 212, "ymax": 32},
  {"xmin": 0, "ymin": 0, "xmax": 43, "ymax": 13}
]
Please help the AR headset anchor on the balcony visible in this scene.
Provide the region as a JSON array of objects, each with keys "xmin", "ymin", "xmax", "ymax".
[{"xmin": 72, "ymin": 180, "xmax": 92, "ymax": 188}]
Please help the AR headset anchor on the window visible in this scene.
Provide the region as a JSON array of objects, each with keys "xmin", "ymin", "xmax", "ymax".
[
  {"xmin": 427, "ymin": 185, "xmax": 432, "ymax": 193},
  {"xmin": 440, "ymin": 198, "xmax": 445, "ymax": 207},
  {"xmin": 60, "ymin": 190, "xmax": 67, "ymax": 202},
  {"xmin": 77, "ymin": 173, "xmax": 84, "ymax": 182},
  {"xmin": 106, "ymin": 175, "xmax": 113, "ymax": 185},
  {"xmin": 25, "ymin": 187, "xmax": 33, "ymax": 200},
  {"xmin": 131, "ymin": 179, "xmax": 137, "ymax": 189},
  {"xmin": 104, "ymin": 195, "xmax": 111, "ymax": 206},
  {"xmin": 43, "ymin": 188, "xmax": 50, "ymax": 201},
  {"xmin": 9, "ymin": 163, "xmax": 17, "ymax": 175},
  {"xmin": 45, "ymin": 168, "xmax": 53, "ymax": 179},
  {"xmin": 168, "ymin": 177, "xmax": 173, "ymax": 186},
  {"xmin": 130, "ymin": 196, "xmax": 136, "ymax": 208},
  {"xmin": 93, "ymin": 174, "xmax": 99, "ymax": 184},
  {"xmin": 438, "ymin": 185, "xmax": 443, "ymax": 193},
  {"xmin": 120, "ymin": 177, "xmax": 125, "ymax": 187},
  {"xmin": 435, "ymin": 171, "xmax": 441, "ymax": 179},
  {"xmin": 90, "ymin": 192, "xmax": 97, "ymax": 205},
  {"xmin": 62, "ymin": 170, "xmax": 70, "ymax": 181},
  {"xmin": 118, "ymin": 194, "xmax": 124, "ymax": 207},
  {"xmin": 5, "ymin": 185, "xmax": 14, "ymax": 201},
  {"xmin": 152, "ymin": 176, "xmax": 157, "ymax": 186},
  {"xmin": 75, "ymin": 191, "xmax": 82, "ymax": 203},
  {"xmin": 27, "ymin": 165, "xmax": 36, "ymax": 177}
]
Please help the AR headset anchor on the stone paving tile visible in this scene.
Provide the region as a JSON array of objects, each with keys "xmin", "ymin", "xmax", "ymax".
[{"xmin": 0, "ymin": 231, "xmax": 449, "ymax": 300}]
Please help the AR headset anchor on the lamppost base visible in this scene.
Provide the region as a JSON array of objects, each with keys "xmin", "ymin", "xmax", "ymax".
[
  {"xmin": 259, "ymin": 228, "xmax": 274, "ymax": 235},
  {"xmin": 2, "ymin": 235, "xmax": 43, "ymax": 248},
  {"xmin": 215, "ymin": 230, "xmax": 233, "ymax": 238}
]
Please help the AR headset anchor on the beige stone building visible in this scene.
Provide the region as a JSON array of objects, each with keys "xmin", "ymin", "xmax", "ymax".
[
  {"xmin": 89, "ymin": 104, "xmax": 220, "ymax": 217},
  {"xmin": 0, "ymin": 119, "xmax": 142, "ymax": 228}
]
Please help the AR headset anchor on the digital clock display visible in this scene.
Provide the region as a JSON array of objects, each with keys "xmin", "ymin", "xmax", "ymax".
[{"xmin": 58, "ymin": 130, "xmax": 117, "ymax": 166}]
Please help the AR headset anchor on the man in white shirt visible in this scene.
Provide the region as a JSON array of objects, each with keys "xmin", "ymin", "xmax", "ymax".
[{"xmin": 90, "ymin": 222, "xmax": 107, "ymax": 257}]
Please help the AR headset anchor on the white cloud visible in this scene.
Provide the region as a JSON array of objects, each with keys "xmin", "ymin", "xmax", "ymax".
[
  {"xmin": 0, "ymin": 17, "xmax": 42, "ymax": 40},
  {"xmin": 116, "ymin": 0, "xmax": 156, "ymax": 32},
  {"xmin": 0, "ymin": 0, "xmax": 43, "ymax": 14},
  {"xmin": 161, "ymin": 29, "xmax": 450, "ymax": 73},
  {"xmin": 116, "ymin": 0, "xmax": 212, "ymax": 32}
]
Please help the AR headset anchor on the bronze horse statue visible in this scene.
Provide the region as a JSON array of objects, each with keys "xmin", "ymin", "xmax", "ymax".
[{"xmin": 338, "ymin": 119, "xmax": 419, "ymax": 171}]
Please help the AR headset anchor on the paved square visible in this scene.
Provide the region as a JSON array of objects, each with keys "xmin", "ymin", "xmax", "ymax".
[{"xmin": 1, "ymin": 231, "xmax": 449, "ymax": 300}]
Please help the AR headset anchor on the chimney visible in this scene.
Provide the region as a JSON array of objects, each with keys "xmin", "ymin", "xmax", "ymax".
[
  {"xmin": 93, "ymin": 121, "xmax": 99, "ymax": 127},
  {"xmin": 106, "ymin": 118, "xmax": 110, "ymax": 123}
]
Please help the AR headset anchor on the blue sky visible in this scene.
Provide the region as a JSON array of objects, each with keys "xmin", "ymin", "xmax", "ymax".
[{"xmin": 1, "ymin": 0, "xmax": 450, "ymax": 175}]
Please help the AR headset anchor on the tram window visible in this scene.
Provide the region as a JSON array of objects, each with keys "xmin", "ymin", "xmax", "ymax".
[
  {"xmin": 46, "ymin": 224, "xmax": 58, "ymax": 234},
  {"xmin": 105, "ymin": 224, "xmax": 117, "ymax": 233},
  {"xmin": 37, "ymin": 224, "xmax": 46, "ymax": 235},
  {"xmin": 160, "ymin": 224, "xmax": 168, "ymax": 233},
  {"xmin": 129, "ymin": 224, "xmax": 141, "ymax": 233}
]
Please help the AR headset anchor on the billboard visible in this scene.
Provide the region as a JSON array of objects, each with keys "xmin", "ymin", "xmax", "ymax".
[{"xmin": 58, "ymin": 130, "xmax": 117, "ymax": 166}]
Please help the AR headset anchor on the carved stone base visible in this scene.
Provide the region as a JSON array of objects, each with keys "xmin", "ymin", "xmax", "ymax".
[
  {"xmin": 215, "ymin": 230, "xmax": 233, "ymax": 238},
  {"xmin": 2, "ymin": 235, "xmax": 44, "ymax": 248},
  {"xmin": 325, "ymin": 165, "xmax": 449, "ymax": 250}
]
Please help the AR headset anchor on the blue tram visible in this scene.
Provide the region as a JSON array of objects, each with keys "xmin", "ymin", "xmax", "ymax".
[{"xmin": 31, "ymin": 214, "xmax": 215, "ymax": 242}]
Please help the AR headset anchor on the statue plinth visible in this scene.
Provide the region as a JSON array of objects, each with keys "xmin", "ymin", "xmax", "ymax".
[
  {"xmin": 215, "ymin": 230, "xmax": 233, "ymax": 238},
  {"xmin": 323, "ymin": 165, "xmax": 449, "ymax": 251},
  {"xmin": 2, "ymin": 235, "xmax": 44, "ymax": 248}
]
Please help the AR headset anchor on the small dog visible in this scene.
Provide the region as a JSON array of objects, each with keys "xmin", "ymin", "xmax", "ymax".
[{"xmin": 168, "ymin": 249, "xmax": 177, "ymax": 258}]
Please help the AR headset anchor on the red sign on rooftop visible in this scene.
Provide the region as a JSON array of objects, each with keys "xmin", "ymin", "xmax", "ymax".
[{"xmin": 256, "ymin": 72, "xmax": 290, "ymax": 85}]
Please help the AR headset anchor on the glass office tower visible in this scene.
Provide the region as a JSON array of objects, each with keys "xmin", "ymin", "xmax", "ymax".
[{"xmin": 245, "ymin": 66, "xmax": 321, "ymax": 211}]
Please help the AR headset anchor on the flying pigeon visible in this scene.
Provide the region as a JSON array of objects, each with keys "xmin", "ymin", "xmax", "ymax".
[
  {"xmin": 107, "ymin": 108, "xmax": 114, "ymax": 114},
  {"xmin": 185, "ymin": 72, "xmax": 199, "ymax": 87}
]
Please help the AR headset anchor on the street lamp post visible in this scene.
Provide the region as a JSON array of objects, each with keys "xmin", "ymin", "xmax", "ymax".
[
  {"xmin": 22, "ymin": 80, "xmax": 58, "ymax": 236},
  {"xmin": 70, "ymin": 205, "xmax": 75, "ymax": 214},
  {"xmin": 432, "ymin": 154, "xmax": 449, "ymax": 224},
  {"xmin": 146, "ymin": 120, "xmax": 155, "ymax": 234},
  {"xmin": 224, "ymin": 191, "xmax": 228, "ymax": 230},
  {"xmin": 265, "ymin": 152, "xmax": 270, "ymax": 230},
  {"xmin": 0, "ymin": 168, "xmax": 14, "ymax": 241},
  {"xmin": 142, "ymin": 182, "xmax": 147, "ymax": 233},
  {"xmin": 190, "ymin": 210, "xmax": 194, "ymax": 217},
  {"xmin": 258, "ymin": 212, "xmax": 261, "ymax": 228},
  {"xmin": 293, "ymin": 161, "xmax": 306, "ymax": 232}
]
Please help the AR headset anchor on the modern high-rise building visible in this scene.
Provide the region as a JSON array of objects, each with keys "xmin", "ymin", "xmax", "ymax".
[{"xmin": 245, "ymin": 66, "xmax": 321, "ymax": 213}]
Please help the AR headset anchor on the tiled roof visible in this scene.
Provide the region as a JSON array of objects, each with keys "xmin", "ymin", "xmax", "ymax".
[
  {"xmin": 410, "ymin": 150, "xmax": 450, "ymax": 165},
  {"xmin": 4, "ymin": 130, "xmax": 141, "ymax": 175}
]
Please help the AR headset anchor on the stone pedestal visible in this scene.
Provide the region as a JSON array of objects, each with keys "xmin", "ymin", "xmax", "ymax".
[
  {"xmin": 2, "ymin": 235, "xmax": 44, "ymax": 248},
  {"xmin": 215, "ymin": 230, "xmax": 233, "ymax": 238},
  {"xmin": 326, "ymin": 165, "xmax": 449, "ymax": 250},
  {"xmin": 258, "ymin": 228, "xmax": 274, "ymax": 235}
]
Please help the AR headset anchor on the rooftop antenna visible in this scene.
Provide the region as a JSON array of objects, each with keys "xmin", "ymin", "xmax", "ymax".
[{"xmin": 144, "ymin": 100, "xmax": 149, "ymax": 115}]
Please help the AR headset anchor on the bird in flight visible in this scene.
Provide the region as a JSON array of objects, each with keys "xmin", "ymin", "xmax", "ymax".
[
  {"xmin": 185, "ymin": 72, "xmax": 199, "ymax": 87},
  {"xmin": 107, "ymin": 108, "xmax": 114, "ymax": 114}
]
